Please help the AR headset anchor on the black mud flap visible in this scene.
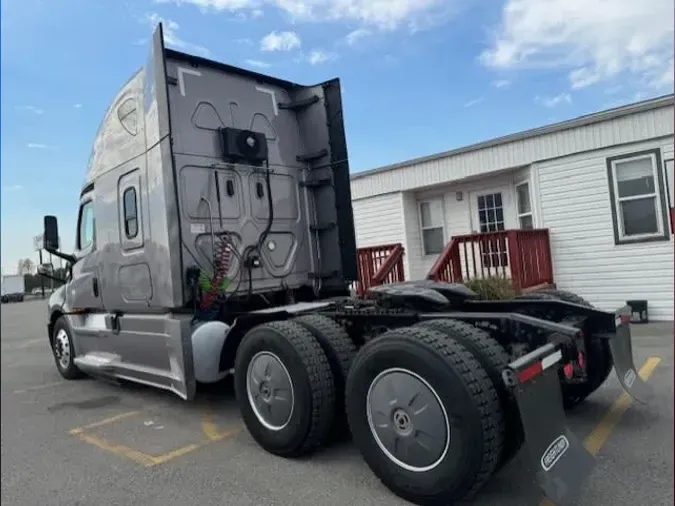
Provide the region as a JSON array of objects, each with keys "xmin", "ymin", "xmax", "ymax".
[
  {"xmin": 504, "ymin": 344, "xmax": 596, "ymax": 506},
  {"xmin": 600, "ymin": 307, "xmax": 653, "ymax": 404}
]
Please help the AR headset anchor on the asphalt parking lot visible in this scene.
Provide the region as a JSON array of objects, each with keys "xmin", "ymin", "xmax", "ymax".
[{"xmin": 1, "ymin": 299, "xmax": 673, "ymax": 506}]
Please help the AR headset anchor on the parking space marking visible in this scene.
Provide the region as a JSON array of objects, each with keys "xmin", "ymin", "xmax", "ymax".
[
  {"xmin": 202, "ymin": 413, "xmax": 243, "ymax": 442},
  {"xmin": 540, "ymin": 356, "xmax": 661, "ymax": 506},
  {"xmin": 13, "ymin": 381, "xmax": 65, "ymax": 394},
  {"xmin": 583, "ymin": 356, "xmax": 660, "ymax": 456},
  {"xmin": 2, "ymin": 337, "xmax": 47, "ymax": 351},
  {"xmin": 69, "ymin": 407, "xmax": 243, "ymax": 467},
  {"xmin": 69, "ymin": 410, "xmax": 141, "ymax": 435}
]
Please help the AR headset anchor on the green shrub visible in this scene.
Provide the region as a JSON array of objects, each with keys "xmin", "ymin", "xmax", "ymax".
[{"xmin": 464, "ymin": 276, "xmax": 517, "ymax": 300}]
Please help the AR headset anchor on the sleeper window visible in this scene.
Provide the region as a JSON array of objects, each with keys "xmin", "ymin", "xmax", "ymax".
[{"xmin": 123, "ymin": 187, "xmax": 138, "ymax": 239}]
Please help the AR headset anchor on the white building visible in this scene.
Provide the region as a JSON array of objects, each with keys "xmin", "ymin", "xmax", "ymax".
[{"xmin": 351, "ymin": 94, "xmax": 675, "ymax": 321}]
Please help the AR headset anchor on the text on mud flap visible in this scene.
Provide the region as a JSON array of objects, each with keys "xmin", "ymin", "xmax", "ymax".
[{"xmin": 541, "ymin": 435, "xmax": 570, "ymax": 471}]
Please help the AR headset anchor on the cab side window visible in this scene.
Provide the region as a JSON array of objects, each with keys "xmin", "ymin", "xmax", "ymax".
[{"xmin": 78, "ymin": 200, "xmax": 95, "ymax": 250}]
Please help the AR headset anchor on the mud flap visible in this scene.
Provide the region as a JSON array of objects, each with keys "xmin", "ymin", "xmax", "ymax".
[
  {"xmin": 504, "ymin": 344, "xmax": 596, "ymax": 506},
  {"xmin": 602, "ymin": 307, "xmax": 653, "ymax": 404}
]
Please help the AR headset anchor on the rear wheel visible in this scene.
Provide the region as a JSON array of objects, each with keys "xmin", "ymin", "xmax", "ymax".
[
  {"xmin": 346, "ymin": 326, "xmax": 504, "ymax": 505},
  {"xmin": 294, "ymin": 314, "xmax": 357, "ymax": 441},
  {"xmin": 516, "ymin": 289, "xmax": 613, "ymax": 408},
  {"xmin": 234, "ymin": 320, "xmax": 335, "ymax": 457},
  {"xmin": 415, "ymin": 319, "xmax": 522, "ymax": 470}
]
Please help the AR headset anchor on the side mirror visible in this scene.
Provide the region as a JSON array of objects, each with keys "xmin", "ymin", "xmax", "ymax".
[{"xmin": 43, "ymin": 215, "xmax": 60, "ymax": 251}]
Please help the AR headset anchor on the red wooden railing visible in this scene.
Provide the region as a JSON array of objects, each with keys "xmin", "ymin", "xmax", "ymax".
[
  {"xmin": 355, "ymin": 243, "xmax": 406, "ymax": 296},
  {"xmin": 427, "ymin": 229, "xmax": 553, "ymax": 292}
]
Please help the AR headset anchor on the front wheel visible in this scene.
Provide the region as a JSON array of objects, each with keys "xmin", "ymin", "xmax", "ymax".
[
  {"xmin": 346, "ymin": 326, "xmax": 504, "ymax": 505},
  {"xmin": 51, "ymin": 317, "xmax": 85, "ymax": 380}
]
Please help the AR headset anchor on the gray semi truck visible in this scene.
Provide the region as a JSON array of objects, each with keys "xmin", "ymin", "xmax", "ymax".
[{"xmin": 41, "ymin": 23, "xmax": 651, "ymax": 506}]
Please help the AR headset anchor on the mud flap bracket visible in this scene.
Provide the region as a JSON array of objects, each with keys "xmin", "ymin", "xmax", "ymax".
[{"xmin": 505, "ymin": 344, "xmax": 596, "ymax": 506}]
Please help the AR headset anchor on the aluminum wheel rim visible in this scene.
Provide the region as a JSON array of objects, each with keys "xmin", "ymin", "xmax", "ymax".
[
  {"xmin": 54, "ymin": 329, "xmax": 71, "ymax": 370},
  {"xmin": 246, "ymin": 351, "xmax": 295, "ymax": 431},
  {"xmin": 366, "ymin": 367, "xmax": 450, "ymax": 473}
]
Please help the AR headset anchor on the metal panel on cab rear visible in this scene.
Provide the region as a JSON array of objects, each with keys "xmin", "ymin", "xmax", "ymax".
[{"xmin": 163, "ymin": 49, "xmax": 357, "ymax": 298}]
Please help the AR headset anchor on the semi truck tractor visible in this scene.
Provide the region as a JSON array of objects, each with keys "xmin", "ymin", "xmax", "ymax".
[
  {"xmin": 2, "ymin": 274, "xmax": 25, "ymax": 303},
  {"xmin": 41, "ymin": 23, "xmax": 652, "ymax": 506}
]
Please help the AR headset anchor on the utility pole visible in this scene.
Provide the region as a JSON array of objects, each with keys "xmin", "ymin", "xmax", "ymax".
[{"xmin": 38, "ymin": 249, "xmax": 45, "ymax": 298}]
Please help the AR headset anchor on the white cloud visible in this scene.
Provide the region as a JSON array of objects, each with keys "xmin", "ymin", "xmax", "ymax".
[
  {"xmin": 493, "ymin": 79, "xmax": 510, "ymax": 88},
  {"xmin": 3, "ymin": 184, "xmax": 23, "ymax": 193},
  {"xmin": 154, "ymin": 0, "xmax": 453, "ymax": 31},
  {"xmin": 245, "ymin": 59, "xmax": 271, "ymax": 68},
  {"xmin": 146, "ymin": 13, "xmax": 210, "ymax": 56},
  {"xmin": 251, "ymin": 8, "xmax": 263, "ymax": 17},
  {"xmin": 15, "ymin": 105, "xmax": 43, "ymax": 115},
  {"xmin": 345, "ymin": 28, "xmax": 370, "ymax": 46},
  {"xmin": 464, "ymin": 97, "xmax": 483, "ymax": 108},
  {"xmin": 307, "ymin": 49, "xmax": 337, "ymax": 65},
  {"xmin": 535, "ymin": 93, "xmax": 572, "ymax": 108},
  {"xmin": 480, "ymin": 0, "xmax": 675, "ymax": 91},
  {"xmin": 26, "ymin": 143, "xmax": 54, "ymax": 149},
  {"xmin": 74, "ymin": 103, "xmax": 83, "ymax": 108},
  {"xmin": 260, "ymin": 31, "xmax": 301, "ymax": 52}
]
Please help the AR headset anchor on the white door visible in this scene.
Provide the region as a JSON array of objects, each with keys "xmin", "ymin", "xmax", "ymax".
[
  {"xmin": 469, "ymin": 187, "xmax": 516, "ymax": 274},
  {"xmin": 470, "ymin": 187, "xmax": 516, "ymax": 233}
]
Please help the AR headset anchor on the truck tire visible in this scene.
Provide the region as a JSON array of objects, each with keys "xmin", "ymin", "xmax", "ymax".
[
  {"xmin": 51, "ymin": 317, "xmax": 86, "ymax": 380},
  {"xmin": 234, "ymin": 320, "xmax": 335, "ymax": 458},
  {"xmin": 294, "ymin": 314, "xmax": 357, "ymax": 441},
  {"xmin": 516, "ymin": 289, "xmax": 613, "ymax": 408},
  {"xmin": 346, "ymin": 326, "xmax": 503, "ymax": 505},
  {"xmin": 415, "ymin": 319, "xmax": 522, "ymax": 470}
]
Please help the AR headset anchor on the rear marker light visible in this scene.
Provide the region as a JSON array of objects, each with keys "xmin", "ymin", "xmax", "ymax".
[
  {"xmin": 563, "ymin": 363, "xmax": 574, "ymax": 378},
  {"xmin": 518, "ymin": 350, "xmax": 563, "ymax": 383},
  {"xmin": 577, "ymin": 351, "xmax": 585, "ymax": 369},
  {"xmin": 620, "ymin": 314, "xmax": 631, "ymax": 325}
]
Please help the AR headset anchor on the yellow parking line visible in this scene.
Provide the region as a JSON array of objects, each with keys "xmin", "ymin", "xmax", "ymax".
[
  {"xmin": 70, "ymin": 408, "xmax": 242, "ymax": 467},
  {"xmin": 149, "ymin": 443, "xmax": 204, "ymax": 466},
  {"xmin": 69, "ymin": 410, "xmax": 141, "ymax": 435},
  {"xmin": 13, "ymin": 381, "xmax": 65, "ymax": 394},
  {"xmin": 202, "ymin": 413, "xmax": 242, "ymax": 441},
  {"xmin": 540, "ymin": 356, "xmax": 661, "ymax": 506},
  {"xmin": 583, "ymin": 357, "xmax": 660, "ymax": 456},
  {"xmin": 76, "ymin": 433, "xmax": 157, "ymax": 467},
  {"xmin": 3, "ymin": 338, "xmax": 47, "ymax": 350}
]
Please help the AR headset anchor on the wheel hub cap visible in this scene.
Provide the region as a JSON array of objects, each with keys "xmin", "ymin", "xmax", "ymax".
[
  {"xmin": 55, "ymin": 329, "xmax": 71, "ymax": 369},
  {"xmin": 367, "ymin": 368, "xmax": 450, "ymax": 472},
  {"xmin": 246, "ymin": 351, "xmax": 294, "ymax": 431}
]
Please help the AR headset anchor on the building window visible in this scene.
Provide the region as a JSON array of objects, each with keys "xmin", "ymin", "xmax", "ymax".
[
  {"xmin": 78, "ymin": 200, "xmax": 95, "ymax": 250},
  {"xmin": 664, "ymin": 159, "xmax": 674, "ymax": 234},
  {"xmin": 607, "ymin": 149, "xmax": 670, "ymax": 244},
  {"xmin": 123, "ymin": 187, "xmax": 138, "ymax": 239},
  {"xmin": 515, "ymin": 182, "xmax": 534, "ymax": 229},
  {"xmin": 477, "ymin": 193, "xmax": 505, "ymax": 232},
  {"xmin": 419, "ymin": 199, "xmax": 445, "ymax": 255}
]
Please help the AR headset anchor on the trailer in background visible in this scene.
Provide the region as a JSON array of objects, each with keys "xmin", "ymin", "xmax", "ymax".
[{"xmin": 1, "ymin": 275, "xmax": 25, "ymax": 303}]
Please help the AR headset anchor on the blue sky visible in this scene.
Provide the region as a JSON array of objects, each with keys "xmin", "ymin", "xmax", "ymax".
[{"xmin": 1, "ymin": 0, "xmax": 673, "ymax": 274}]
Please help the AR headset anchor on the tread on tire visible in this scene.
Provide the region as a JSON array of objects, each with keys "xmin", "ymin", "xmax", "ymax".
[
  {"xmin": 293, "ymin": 314, "xmax": 357, "ymax": 441},
  {"xmin": 346, "ymin": 326, "xmax": 504, "ymax": 505},
  {"xmin": 234, "ymin": 320, "xmax": 335, "ymax": 457}
]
